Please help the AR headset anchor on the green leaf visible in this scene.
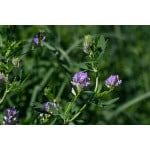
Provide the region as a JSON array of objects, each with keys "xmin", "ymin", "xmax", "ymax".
[
  {"xmin": 97, "ymin": 83, "xmax": 102, "ymax": 93},
  {"xmin": 0, "ymin": 54, "xmax": 5, "ymax": 60},
  {"xmin": 10, "ymin": 81, "xmax": 21, "ymax": 91},
  {"xmin": 43, "ymin": 42, "xmax": 56, "ymax": 51},
  {"xmin": 96, "ymin": 89, "xmax": 113, "ymax": 97},
  {"xmin": 76, "ymin": 63, "xmax": 88, "ymax": 70},
  {"xmin": 101, "ymin": 97, "xmax": 119, "ymax": 106},
  {"xmin": 0, "ymin": 34, "xmax": 3, "ymax": 47},
  {"xmin": 64, "ymin": 102, "xmax": 72, "ymax": 115},
  {"xmin": 98, "ymin": 35, "xmax": 107, "ymax": 51},
  {"xmin": 44, "ymin": 87, "xmax": 54, "ymax": 100},
  {"xmin": 114, "ymin": 92, "xmax": 150, "ymax": 115},
  {"xmin": 96, "ymin": 35, "xmax": 108, "ymax": 61},
  {"xmin": 83, "ymin": 91, "xmax": 94, "ymax": 94},
  {"xmin": 76, "ymin": 120, "xmax": 85, "ymax": 123},
  {"xmin": 32, "ymin": 102, "xmax": 43, "ymax": 109},
  {"xmin": 69, "ymin": 104, "xmax": 87, "ymax": 122}
]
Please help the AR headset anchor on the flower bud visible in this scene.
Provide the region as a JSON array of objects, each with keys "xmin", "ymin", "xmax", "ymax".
[
  {"xmin": 83, "ymin": 35, "xmax": 92, "ymax": 53},
  {"xmin": 12, "ymin": 57, "xmax": 20, "ymax": 68},
  {"xmin": 0, "ymin": 72, "xmax": 5, "ymax": 83}
]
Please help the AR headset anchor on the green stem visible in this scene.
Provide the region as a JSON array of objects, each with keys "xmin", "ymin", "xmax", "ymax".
[
  {"xmin": 0, "ymin": 90, "xmax": 9, "ymax": 104},
  {"xmin": 64, "ymin": 93, "xmax": 80, "ymax": 124},
  {"xmin": 0, "ymin": 80, "xmax": 9, "ymax": 104},
  {"xmin": 94, "ymin": 76, "xmax": 99, "ymax": 93},
  {"xmin": 96, "ymin": 88, "xmax": 113, "ymax": 97},
  {"xmin": 114, "ymin": 91, "xmax": 150, "ymax": 115},
  {"xmin": 69, "ymin": 103, "xmax": 87, "ymax": 122}
]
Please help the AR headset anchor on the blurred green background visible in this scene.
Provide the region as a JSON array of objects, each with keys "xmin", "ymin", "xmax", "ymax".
[{"xmin": 0, "ymin": 25, "xmax": 150, "ymax": 124}]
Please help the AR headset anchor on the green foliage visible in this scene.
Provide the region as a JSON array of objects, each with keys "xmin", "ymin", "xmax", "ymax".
[{"xmin": 0, "ymin": 25, "xmax": 150, "ymax": 125}]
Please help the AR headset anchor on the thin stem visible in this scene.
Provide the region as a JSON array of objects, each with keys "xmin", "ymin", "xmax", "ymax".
[
  {"xmin": 0, "ymin": 90, "xmax": 9, "ymax": 104},
  {"xmin": 64, "ymin": 93, "xmax": 80, "ymax": 124},
  {"xmin": 96, "ymin": 88, "xmax": 113, "ymax": 97},
  {"xmin": 0, "ymin": 80, "xmax": 9, "ymax": 104},
  {"xmin": 69, "ymin": 103, "xmax": 87, "ymax": 122},
  {"xmin": 114, "ymin": 92, "xmax": 150, "ymax": 116},
  {"xmin": 94, "ymin": 76, "xmax": 99, "ymax": 93}
]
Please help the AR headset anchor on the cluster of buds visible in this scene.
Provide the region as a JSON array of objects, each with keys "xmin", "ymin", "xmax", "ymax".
[
  {"xmin": 32, "ymin": 32, "xmax": 46, "ymax": 46},
  {"xmin": 83, "ymin": 35, "xmax": 122, "ymax": 89},
  {"xmin": 83, "ymin": 35, "xmax": 92, "ymax": 53},
  {"xmin": 3, "ymin": 107, "xmax": 18, "ymax": 125},
  {"xmin": 12, "ymin": 57, "xmax": 20, "ymax": 68}
]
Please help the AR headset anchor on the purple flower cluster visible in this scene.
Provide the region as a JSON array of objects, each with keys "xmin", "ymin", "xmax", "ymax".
[
  {"xmin": 39, "ymin": 101, "xmax": 59, "ymax": 120},
  {"xmin": 41, "ymin": 101, "xmax": 58, "ymax": 113},
  {"xmin": 105, "ymin": 75, "xmax": 122, "ymax": 88},
  {"xmin": 71, "ymin": 71, "xmax": 90, "ymax": 88},
  {"xmin": 32, "ymin": 32, "xmax": 46, "ymax": 45},
  {"xmin": 3, "ymin": 107, "xmax": 18, "ymax": 125}
]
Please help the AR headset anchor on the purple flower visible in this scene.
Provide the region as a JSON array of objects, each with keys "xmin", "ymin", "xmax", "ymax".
[
  {"xmin": 32, "ymin": 35, "xmax": 39, "ymax": 45},
  {"xmin": 3, "ymin": 107, "xmax": 18, "ymax": 125},
  {"xmin": 0, "ymin": 73, "xmax": 5, "ymax": 83},
  {"xmin": 32, "ymin": 32, "xmax": 46, "ymax": 45},
  {"xmin": 71, "ymin": 71, "xmax": 90, "ymax": 88},
  {"xmin": 105, "ymin": 75, "xmax": 122, "ymax": 88},
  {"xmin": 43, "ymin": 102, "xmax": 50, "ymax": 112}
]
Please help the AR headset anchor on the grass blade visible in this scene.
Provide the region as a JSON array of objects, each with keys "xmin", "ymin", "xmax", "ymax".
[{"xmin": 114, "ymin": 92, "xmax": 150, "ymax": 115}]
